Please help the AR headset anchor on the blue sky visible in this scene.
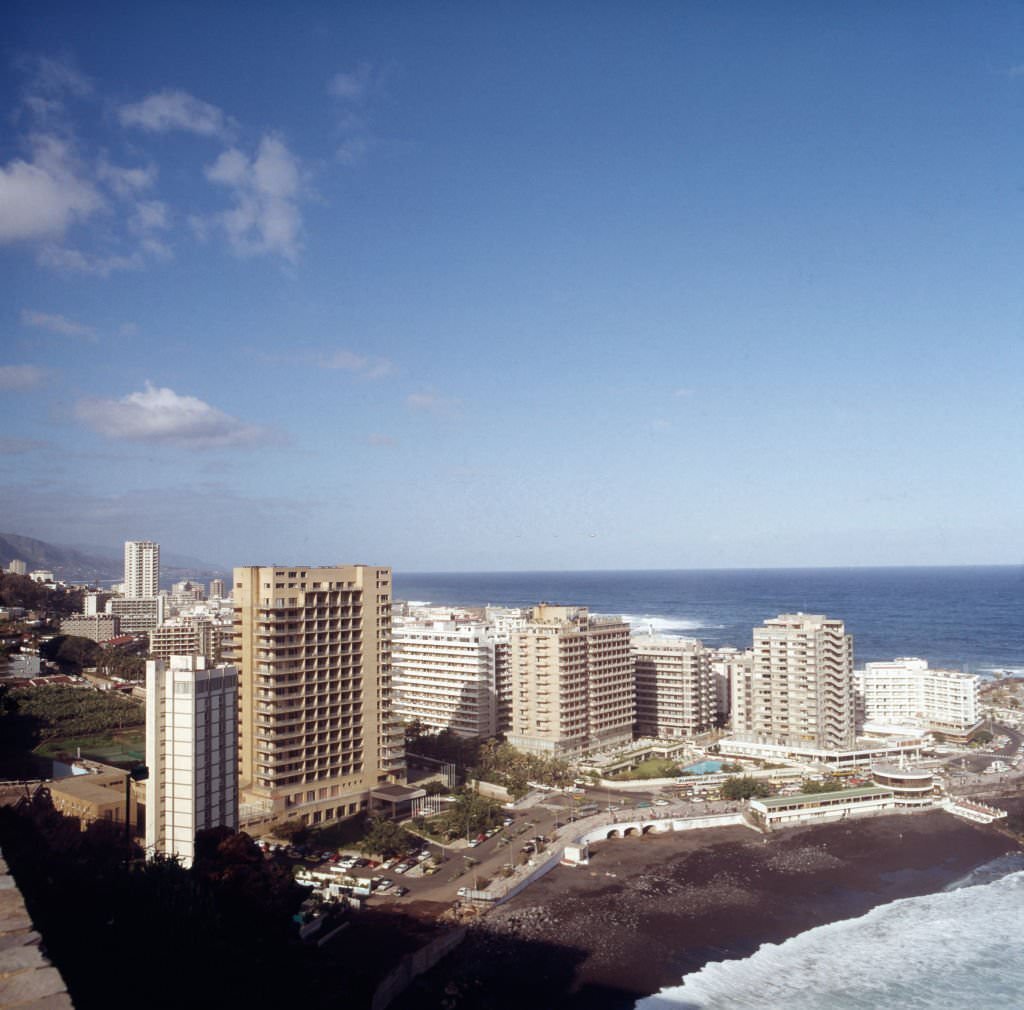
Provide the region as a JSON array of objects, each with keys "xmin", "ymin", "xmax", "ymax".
[{"xmin": 1, "ymin": 2, "xmax": 1022, "ymax": 571}]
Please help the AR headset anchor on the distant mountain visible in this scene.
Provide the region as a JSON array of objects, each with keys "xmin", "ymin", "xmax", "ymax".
[{"xmin": 0, "ymin": 533, "xmax": 229, "ymax": 588}]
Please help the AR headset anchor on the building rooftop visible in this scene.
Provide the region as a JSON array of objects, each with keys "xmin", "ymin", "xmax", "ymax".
[{"xmin": 754, "ymin": 786, "xmax": 894, "ymax": 808}]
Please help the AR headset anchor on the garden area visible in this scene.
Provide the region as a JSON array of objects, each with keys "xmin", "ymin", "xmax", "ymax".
[{"xmin": 0, "ymin": 683, "xmax": 146, "ymax": 768}]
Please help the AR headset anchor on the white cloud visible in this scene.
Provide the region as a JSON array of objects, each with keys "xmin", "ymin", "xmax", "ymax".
[
  {"xmin": 328, "ymin": 64, "xmax": 373, "ymax": 102},
  {"xmin": 131, "ymin": 200, "xmax": 170, "ymax": 232},
  {"xmin": 328, "ymin": 64, "xmax": 379, "ymax": 164},
  {"xmin": 319, "ymin": 349, "xmax": 393, "ymax": 378},
  {"xmin": 97, "ymin": 159, "xmax": 158, "ymax": 197},
  {"xmin": 0, "ymin": 134, "xmax": 103, "ymax": 243},
  {"xmin": 140, "ymin": 236, "xmax": 173, "ymax": 260},
  {"xmin": 16, "ymin": 55, "xmax": 92, "ymax": 124},
  {"xmin": 336, "ymin": 137, "xmax": 372, "ymax": 166},
  {"xmin": 20, "ymin": 308, "xmax": 96, "ymax": 338},
  {"xmin": 406, "ymin": 390, "xmax": 460, "ymax": 415},
  {"xmin": 204, "ymin": 135, "xmax": 303, "ymax": 261},
  {"xmin": 672, "ymin": 386, "xmax": 695, "ymax": 398},
  {"xmin": 37, "ymin": 245, "xmax": 144, "ymax": 276},
  {"xmin": 118, "ymin": 89, "xmax": 230, "ymax": 138},
  {"xmin": 367, "ymin": 432, "xmax": 396, "ymax": 446},
  {"xmin": 0, "ymin": 365, "xmax": 47, "ymax": 390},
  {"xmin": 75, "ymin": 381, "xmax": 269, "ymax": 448}
]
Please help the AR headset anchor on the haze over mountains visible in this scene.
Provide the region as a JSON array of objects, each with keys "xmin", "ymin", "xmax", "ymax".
[{"xmin": 0, "ymin": 533, "xmax": 227, "ymax": 588}]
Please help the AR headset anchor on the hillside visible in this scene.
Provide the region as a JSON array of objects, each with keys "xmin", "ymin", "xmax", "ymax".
[{"xmin": 0, "ymin": 533, "xmax": 228, "ymax": 587}]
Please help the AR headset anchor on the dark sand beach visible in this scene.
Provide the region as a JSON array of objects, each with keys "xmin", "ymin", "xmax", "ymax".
[{"xmin": 394, "ymin": 811, "xmax": 1019, "ymax": 1010}]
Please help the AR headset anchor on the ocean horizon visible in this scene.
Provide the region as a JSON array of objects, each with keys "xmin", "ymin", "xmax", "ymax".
[{"xmin": 394, "ymin": 564, "xmax": 1024, "ymax": 674}]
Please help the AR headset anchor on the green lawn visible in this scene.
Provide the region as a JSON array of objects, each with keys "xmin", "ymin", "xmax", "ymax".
[
  {"xmin": 608, "ymin": 758, "xmax": 680, "ymax": 780},
  {"xmin": 35, "ymin": 728, "xmax": 146, "ymax": 766}
]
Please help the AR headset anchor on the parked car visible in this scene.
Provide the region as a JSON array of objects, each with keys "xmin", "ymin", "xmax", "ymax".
[{"xmin": 394, "ymin": 887, "xmax": 409, "ymax": 897}]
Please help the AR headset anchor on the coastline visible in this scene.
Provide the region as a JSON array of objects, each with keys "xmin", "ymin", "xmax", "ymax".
[{"xmin": 393, "ymin": 810, "xmax": 1020, "ymax": 1010}]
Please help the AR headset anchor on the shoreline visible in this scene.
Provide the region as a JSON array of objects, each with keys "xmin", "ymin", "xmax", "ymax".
[{"xmin": 393, "ymin": 810, "xmax": 1020, "ymax": 1010}]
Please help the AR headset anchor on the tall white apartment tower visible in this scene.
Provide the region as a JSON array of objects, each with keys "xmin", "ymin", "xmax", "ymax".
[
  {"xmin": 392, "ymin": 621, "xmax": 502, "ymax": 738},
  {"xmin": 124, "ymin": 540, "xmax": 160, "ymax": 598},
  {"xmin": 734, "ymin": 613, "xmax": 855, "ymax": 750},
  {"xmin": 145, "ymin": 654, "xmax": 239, "ymax": 866}
]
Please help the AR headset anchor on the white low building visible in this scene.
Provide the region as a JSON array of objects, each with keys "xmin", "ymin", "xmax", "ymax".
[
  {"xmin": 750, "ymin": 786, "xmax": 897, "ymax": 828},
  {"xmin": 856, "ymin": 658, "xmax": 981, "ymax": 741}
]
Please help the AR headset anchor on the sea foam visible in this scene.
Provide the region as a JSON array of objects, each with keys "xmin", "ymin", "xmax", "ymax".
[
  {"xmin": 636, "ymin": 859, "xmax": 1024, "ymax": 1010},
  {"xmin": 614, "ymin": 614, "xmax": 720, "ymax": 636}
]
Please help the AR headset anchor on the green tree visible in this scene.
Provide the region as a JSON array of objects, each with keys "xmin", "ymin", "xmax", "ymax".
[
  {"xmin": 99, "ymin": 644, "xmax": 146, "ymax": 681},
  {"xmin": 800, "ymin": 777, "xmax": 843, "ymax": 794},
  {"xmin": 41, "ymin": 635, "xmax": 101, "ymax": 672},
  {"xmin": 720, "ymin": 775, "xmax": 771, "ymax": 800},
  {"xmin": 359, "ymin": 817, "xmax": 413, "ymax": 858}
]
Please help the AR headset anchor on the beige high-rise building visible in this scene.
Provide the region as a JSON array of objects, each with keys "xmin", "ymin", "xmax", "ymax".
[
  {"xmin": 733, "ymin": 613, "xmax": 855, "ymax": 750},
  {"xmin": 149, "ymin": 616, "xmax": 220, "ymax": 663},
  {"xmin": 632, "ymin": 635, "xmax": 716, "ymax": 739},
  {"xmin": 226, "ymin": 565, "xmax": 404, "ymax": 827},
  {"xmin": 124, "ymin": 540, "xmax": 160, "ymax": 598},
  {"xmin": 507, "ymin": 605, "xmax": 634, "ymax": 757}
]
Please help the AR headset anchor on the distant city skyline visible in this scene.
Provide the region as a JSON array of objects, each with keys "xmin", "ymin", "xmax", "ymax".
[{"xmin": 2, "ymin": 4, "xmax": 1022, "ymax": 571}]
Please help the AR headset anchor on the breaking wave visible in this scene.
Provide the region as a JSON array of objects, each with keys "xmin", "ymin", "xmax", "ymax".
[{"xmin": 637, "ymin": 859, "xmax": 1024, "ymax": 1010}]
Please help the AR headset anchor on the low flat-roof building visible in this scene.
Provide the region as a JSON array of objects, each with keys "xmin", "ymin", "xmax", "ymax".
[
  {"xmin": 870, "ymin": 763, "xmax": 935, "ymax": 806},
  {"xmin": 49, "ymin": 760, "xmax": 139, "ymax": 831},
  {"xmin": 749, "ymin": 786, "xmax": 896, "ymax": 829}
]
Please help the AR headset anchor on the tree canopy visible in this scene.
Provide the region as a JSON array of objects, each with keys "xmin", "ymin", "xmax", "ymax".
[
  {"xmin": 7, "ymin": 684, "xmax": 144, "ymax": 741},
  {"xmin": 359, "ymin": 817, "xmax": 414, "ymax": 858},
  {"xmin": 720, "ymin": 775, "xmax": 772, "ymax": 800}
]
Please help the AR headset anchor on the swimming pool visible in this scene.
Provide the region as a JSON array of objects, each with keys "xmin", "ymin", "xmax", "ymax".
[{"xmin": 681, "ymin": 760, "xmax": 723, "ymax": 775}]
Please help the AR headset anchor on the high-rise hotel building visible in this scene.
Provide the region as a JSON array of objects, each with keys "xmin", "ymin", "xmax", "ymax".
[
  {"xmin": 124, "ymin": 540, "xmax": 160, "ymax": 598},
  {"xmin": 632, "ymin": 635, "xmax": 717, "ymax": 739},
  {"xmin": 507, "ymin": 605, "xmax": 634, "ymax": 757},
  {"xmin": 393, "ymin": 621, "xmax": 502, "ymax": 738},
  {"xmin": 732, "ymin": 613, "xmax": 855, "ymax": 750},
  {"xmin": 226, "ymin": 565, "xmax": 405, "ymax": 827}
]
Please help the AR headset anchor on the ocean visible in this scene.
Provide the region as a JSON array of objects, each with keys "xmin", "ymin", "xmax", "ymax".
[
  {"xmin": 636, "ymin": 855, "xmax": 1024, "ymax": 1010},
  {"xmin": 393, "ymin": 565, "xmax": 1024, "ymax": 1006},
  {"xmin": 393, "ymin": 565, "xmax": 1024, "ymax": 674}
]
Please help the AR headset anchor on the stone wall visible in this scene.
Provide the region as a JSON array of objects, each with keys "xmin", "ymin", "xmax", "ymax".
[{"xmin": 0, "ymin": 845, "xmax": 73, "ymax": 1009}]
